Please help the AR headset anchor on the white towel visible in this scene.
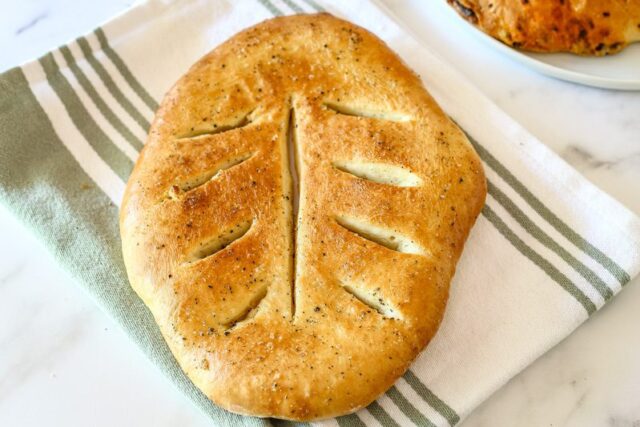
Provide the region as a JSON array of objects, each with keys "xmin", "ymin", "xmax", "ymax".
[{"xmin": 0, "ymin": 0, "xmax": 638, "ymax": 425}]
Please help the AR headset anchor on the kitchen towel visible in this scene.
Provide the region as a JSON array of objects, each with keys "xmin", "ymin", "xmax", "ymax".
[{"xmin": 1, "ymin": 0, "xmax": 639, "ymax": 426}]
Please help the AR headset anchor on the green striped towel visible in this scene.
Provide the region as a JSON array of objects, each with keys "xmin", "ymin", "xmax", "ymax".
[{"xmin": 1, "ymin": 0, "xmax": 639, "ymax": 426}]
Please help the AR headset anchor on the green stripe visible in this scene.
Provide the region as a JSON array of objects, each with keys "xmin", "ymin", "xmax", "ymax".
[
  {"xmin": 336, "ymin": 414, "xmax": 367, "ymax": 427},
  {"xmin": 270, "ymin": 420, "xmax": 309, "ymax": 427},
  {"xmin": 387, "ymin": 386, "xmax": 437, "ymax": 427},
  {"xmin": 94, "ymin": 28, "xmax": 159, "ymax": 112},
  {"xmin": 468, "ymin": 135, "xmax": 630, "ymax": 286},
  {"xmin": 483, "ymin": 204, "xmax": 597, "ymax": 314},
  {"xmin": 403, "ymin": 371, "xmax": 460, "ymax": 426},
  {"xmin": 0, "ymin": 66, "xmax": 269, "ymax": 427},
  {"xmin": 59, "ymin": 45, "xmax": 144, "ymax": 152},
  {"xmin": 257, "ymin": 0, "xmax": 284, "ymax": 16},
  {"xmin": 76, "ymin": 36, "xmax": 151, "ymax": 132},
  {"xmin": 39, "ymin": 53, "xmax": 133, "ymax": 181},
  {"xmin": 368, "ymin": 401, "xmax": 400, "ymax": 427},
  {"xmin": 301, "ymin": 0, "xmax": 325, "ymax": 12},
  {"xmin": 488, "ymin": 180, "xmax": 613, "ymax": 301},
  {"xmin": 282, "ymin": 0, "xmax": 304, "ymax": 13}
]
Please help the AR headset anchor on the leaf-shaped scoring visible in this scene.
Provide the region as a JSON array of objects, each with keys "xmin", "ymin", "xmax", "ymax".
[{"xmin": 163, "ymin": 97, "xmax": 425, "ymax": 326}]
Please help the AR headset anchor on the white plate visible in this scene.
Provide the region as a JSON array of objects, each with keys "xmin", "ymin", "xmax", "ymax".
[{"xmin": 442, "ymin": 2, "xmax": 640, "ymax": 91}]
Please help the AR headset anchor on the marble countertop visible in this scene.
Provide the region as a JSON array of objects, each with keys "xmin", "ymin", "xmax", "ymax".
[{"xmin": 1, "ymin": 1, "xmax": 638, "ymax": 426}]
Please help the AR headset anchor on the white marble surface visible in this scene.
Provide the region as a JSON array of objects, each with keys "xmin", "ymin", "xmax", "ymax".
[{"xmin": 0, "ymin": 1, "xmax": 639, "ymax": 426}]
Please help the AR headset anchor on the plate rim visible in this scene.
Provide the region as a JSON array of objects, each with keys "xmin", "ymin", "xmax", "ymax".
[{"xmin": 442, "ymin": 3, "xmax": 640, "ymax": 91}]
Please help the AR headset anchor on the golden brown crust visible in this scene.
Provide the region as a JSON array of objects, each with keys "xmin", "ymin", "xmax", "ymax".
[
  {"xmin": 120, "ymin": 13, "xmax": 486, "ymax": 420},
  {"xmin": 448, "ymin": 0, "xmax": 640, "ymax": 55}
]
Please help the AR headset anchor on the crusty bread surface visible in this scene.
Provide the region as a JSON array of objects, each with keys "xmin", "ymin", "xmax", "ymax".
[
  {"xmin": 448, "ymin": 0, "xmax": 640, "ymax": 55},
  {"xmin": 120, "ymin": 13, "xmax": 486, "ymax": 421}
]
